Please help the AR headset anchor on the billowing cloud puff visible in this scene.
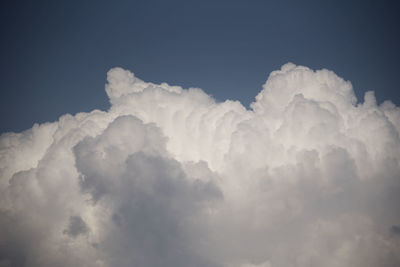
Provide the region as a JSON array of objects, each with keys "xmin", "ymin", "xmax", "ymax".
[{"xmin": 1, "ymin": 63, "xmax": 400, "ymax": 267}]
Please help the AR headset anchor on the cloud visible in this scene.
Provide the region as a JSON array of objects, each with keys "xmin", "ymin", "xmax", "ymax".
[
  {"xmin": 63, "ymin": 215, "xmax": 89, "ymax": 238},
  {"xmin": 0, "ymin": 63, "xmax": 400, "ymax": 266}
]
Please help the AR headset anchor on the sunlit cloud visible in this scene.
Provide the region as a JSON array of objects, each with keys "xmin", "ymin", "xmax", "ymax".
[{"xmin": 1, "ymin": 64, "xmax": 399, "ymax": 267}]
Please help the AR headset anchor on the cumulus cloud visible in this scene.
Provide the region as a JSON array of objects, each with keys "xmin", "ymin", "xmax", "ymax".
[{"xmin": 0, "ymin": 63, "xmax": 400, "ymax": 266}]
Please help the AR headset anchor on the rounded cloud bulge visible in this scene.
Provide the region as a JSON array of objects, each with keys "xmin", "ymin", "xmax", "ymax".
[{"xmin": 1, "ymin": 63, "xmax": 399, "ymax": 267}]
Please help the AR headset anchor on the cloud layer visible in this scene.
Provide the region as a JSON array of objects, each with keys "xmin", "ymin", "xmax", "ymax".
[{"xmin": 1, "ymin": 63, "xmax": 400, "ymax": 267}]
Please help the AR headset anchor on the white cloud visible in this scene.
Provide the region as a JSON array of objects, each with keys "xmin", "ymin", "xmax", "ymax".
[{"xmin": 0, "ymin": 63, "xmax": 399, "ymax": 266}]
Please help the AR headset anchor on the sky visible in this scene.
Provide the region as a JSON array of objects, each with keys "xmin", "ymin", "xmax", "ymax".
[
  {"xmin": 1, "ymin": 1, "xmax": 400, "ymax": 267},
  {"xmin": 1, "ymin": 0, "xmax": 400, "ymax": 133}
]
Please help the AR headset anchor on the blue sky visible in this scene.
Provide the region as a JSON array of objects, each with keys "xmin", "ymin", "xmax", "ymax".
[
  {"xmin": 2, "ymin": 2, "xmax": 400, "ymax": 266},
  {"xmin": 1, "ymin": 0, "xmax": 399, "ymax": 133}
]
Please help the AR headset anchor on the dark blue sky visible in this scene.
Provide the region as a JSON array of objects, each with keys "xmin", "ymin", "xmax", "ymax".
[{"xmin": 1, "ymin": 0, "xmax": 399, "ymax": 133}]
